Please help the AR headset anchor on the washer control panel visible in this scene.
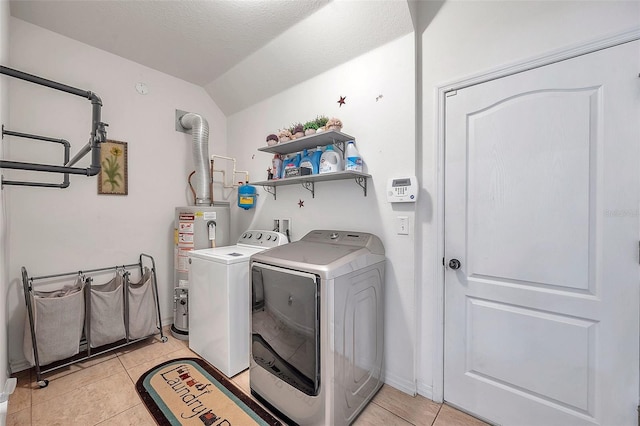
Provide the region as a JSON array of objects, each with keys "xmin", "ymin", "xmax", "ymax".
[{"xmin": 238, "ymin": 230, "xmax": 288, "ymax": 247}]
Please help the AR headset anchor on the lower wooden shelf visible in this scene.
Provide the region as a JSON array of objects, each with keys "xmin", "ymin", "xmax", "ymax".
[{"xmin": 250, "ymin": 171, "xmax": 371, "ymax": 199}]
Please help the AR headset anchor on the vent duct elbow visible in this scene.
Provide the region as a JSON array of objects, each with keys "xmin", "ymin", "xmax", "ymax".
[{"xmin": 179, "ymin": 113, "xmax": 212, "ymax": 206}]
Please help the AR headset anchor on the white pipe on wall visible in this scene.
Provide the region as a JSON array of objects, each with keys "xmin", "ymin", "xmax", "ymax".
[{"xmin": 211, "ymin": 154, "xmax": 249, "ymax": 188}]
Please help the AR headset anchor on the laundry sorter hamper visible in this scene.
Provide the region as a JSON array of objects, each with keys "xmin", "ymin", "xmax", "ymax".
[
  {"xmin": 23, "ymin": 276, "xmax": 85, "ymax": 367},
  {"xmin": 22, "ymin": 253, "xmax": 167, "ymax": 387},
  {"xmin": 88, "ymin": 271, "xmax": 126, "ymax": 348},
  {"xmin": 126, "ymin": 266, "xmax": 159, "ymax": 340}
]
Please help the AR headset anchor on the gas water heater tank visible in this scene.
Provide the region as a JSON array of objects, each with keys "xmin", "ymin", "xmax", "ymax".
[{"xmin": 172, "ymin": 204, "xmax": 230, "ymax": 339}]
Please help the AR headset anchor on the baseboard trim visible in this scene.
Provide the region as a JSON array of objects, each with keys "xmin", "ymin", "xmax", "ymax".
[
  {"xmin": 383, "ymin": 370, "xmax": 417, "ymax": 396},
  {"xmin": 9, "ymin": 359, "xmax": 31, "ymax": 374},
  {"xmin": 417, "ymin": 380, "xmax": 436, "ymax": 401}
]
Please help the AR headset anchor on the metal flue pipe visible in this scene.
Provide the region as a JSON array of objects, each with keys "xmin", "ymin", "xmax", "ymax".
[{"xmin": 179, "ymin": 113, "xmax": 211, "ymax": 205}]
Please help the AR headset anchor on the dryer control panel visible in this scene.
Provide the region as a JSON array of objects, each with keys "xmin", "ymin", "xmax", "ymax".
[{"xmin": 301, "ymin": 230, "xmax": 385, "ymax": 254}]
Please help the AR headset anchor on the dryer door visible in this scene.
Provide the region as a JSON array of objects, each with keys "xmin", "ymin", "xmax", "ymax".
[{"xmin": 251, "ymin": 263, "xmax": 320, "ymax": 396}]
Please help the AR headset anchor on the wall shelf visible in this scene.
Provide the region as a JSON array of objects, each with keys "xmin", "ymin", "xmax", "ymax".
[
  {"xmin": 258, "ymin": 130, "xmax": 354, "ymax": 155},
  {"xmin": 254, "ymin": 130, "xmax": 368, "ymax": 199},
  {"xmin": 251, "ymin": 171, "xmax": 370, "ymax": 200}
]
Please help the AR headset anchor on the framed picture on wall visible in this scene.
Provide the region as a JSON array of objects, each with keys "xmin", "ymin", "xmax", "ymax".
[{"xmin": 98, "ymin": 140, "xmax": 128, "ymax": 195}]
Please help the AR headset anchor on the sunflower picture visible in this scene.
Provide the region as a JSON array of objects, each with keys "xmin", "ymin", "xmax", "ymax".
[{"xmin": 98, "ymin": 140, "xmax": 128, "ymax": 195}]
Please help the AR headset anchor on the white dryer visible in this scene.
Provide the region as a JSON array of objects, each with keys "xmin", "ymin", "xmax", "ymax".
[
  {"xmin": 188, "ymin": 230, "xmax": 288, "ymax": 377},
  {"xmin": 250, "ymin": 230, "xmax": 385, "ymax": 426}
]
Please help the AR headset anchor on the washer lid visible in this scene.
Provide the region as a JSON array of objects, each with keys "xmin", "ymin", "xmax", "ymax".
[
  {"xmin": 251, "ymin": 230, "xmax": 385, "ymax": 278},
  {"xmin": 255, "ymin": 242, "xmax": 360, "ymax": 265},
  {"xmin": 188, "ymin": 245, "xmax": 264, "ymax": 264}
]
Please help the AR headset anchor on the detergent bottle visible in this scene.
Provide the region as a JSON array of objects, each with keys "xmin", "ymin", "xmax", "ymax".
[
  {"xmin": 319, "ymin": 145, "xmax": 342, "ymax": 174},
  {"xmin": 310, "ymin": 146, "xmax": 323, "ymax": 174},
  {"xmin": 271, "ymin": 154, "xmax": 282, "ymax": 180},
  {"xmin": 299, "ymin": 149, "xmax": 316, "ymax": 174},
  {"xmin": 345, "ymin": 141, "xmax": 363, "ymax": 172},
  {"xmin": 281, "ymin": 152, "xmax": 301, "ymax": 178}
]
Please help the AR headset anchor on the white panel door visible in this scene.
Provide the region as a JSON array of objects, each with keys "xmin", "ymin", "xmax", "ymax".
[{"xmin": 444, "ymin": 40, "xmax": 640, "ymax": 426}]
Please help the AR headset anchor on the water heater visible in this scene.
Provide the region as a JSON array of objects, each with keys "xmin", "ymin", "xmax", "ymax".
[{"xmin": 172, "ymin": 203, "xmax": 230, "ymax": 339}]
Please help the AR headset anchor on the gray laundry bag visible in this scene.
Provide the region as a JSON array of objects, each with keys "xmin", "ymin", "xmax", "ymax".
[
  {"xmin": 127, "ymin": 267, "xmax": 158, "ymax": 339},
  {"xmin": 89, "ymin": 273, "xmax": 126, "ymax": 348},
  {"xmin": 23, "ymin": 277, "xmax": 85, "ymax": 366}
]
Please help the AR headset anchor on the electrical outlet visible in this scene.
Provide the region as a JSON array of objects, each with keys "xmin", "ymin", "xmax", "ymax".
[{"xmin": 281, "ymin": 218, "xmax": 291, "ymax": 236}]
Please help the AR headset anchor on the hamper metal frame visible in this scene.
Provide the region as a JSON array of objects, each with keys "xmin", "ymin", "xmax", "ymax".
[{"xmin": 21, "ymin": 253, "xmax": 167, "ymax": 388}]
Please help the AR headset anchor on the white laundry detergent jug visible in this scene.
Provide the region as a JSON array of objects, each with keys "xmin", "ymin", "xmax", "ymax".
[
  {"xmin": 319, "ymin": 145, "xmax": 342, "ymax": 174},
  {"xmin": 345, "ymin": 141, "xmax": 362, "ymax": 172}
]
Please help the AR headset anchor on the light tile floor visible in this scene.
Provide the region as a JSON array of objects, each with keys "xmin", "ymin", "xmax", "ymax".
[{"xmin": 7, "ymin": 330, "xmax": 488, "ymax": 426}]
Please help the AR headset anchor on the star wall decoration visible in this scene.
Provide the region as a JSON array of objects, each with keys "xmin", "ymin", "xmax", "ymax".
[
  {"xmin": 298, "ymin": 199, "xmax": 305, "ymax": 208},
  {"xmin": 338, "ymin": 96, "xmax": 346, "ymax": 107}
]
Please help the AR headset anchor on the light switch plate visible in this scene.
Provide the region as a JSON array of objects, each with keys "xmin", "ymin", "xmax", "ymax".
[{"xmin": 397, "ymin": 216, "xmax": 409, "ymax": 235}]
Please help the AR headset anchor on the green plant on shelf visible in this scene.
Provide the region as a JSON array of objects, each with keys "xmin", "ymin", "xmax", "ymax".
[
  {"xmin": 303, "ymin": 120, "xmax": 319, "ymax": 131},
  {"xmin": 314, "ymin": 115, "xmax": 329, "ymax": 128}
]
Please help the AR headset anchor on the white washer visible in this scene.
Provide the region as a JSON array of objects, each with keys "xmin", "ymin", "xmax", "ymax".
[{"xmin": 188, "ymin": 230, "xmax": 288, "ymax": 377}]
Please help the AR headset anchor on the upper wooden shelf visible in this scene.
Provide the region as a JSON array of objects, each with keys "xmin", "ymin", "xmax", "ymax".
[{"xmin": 257, "ymin": 130, "xmax": 355, "ymax": 155}]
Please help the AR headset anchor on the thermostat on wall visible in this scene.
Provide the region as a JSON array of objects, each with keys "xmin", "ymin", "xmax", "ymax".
[{"xmin": 387, "ymin": 176, "xmax": 418, "ymax": 203}]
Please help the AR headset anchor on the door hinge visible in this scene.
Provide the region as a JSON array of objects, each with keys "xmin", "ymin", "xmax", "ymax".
[
  {"xmin": 638, "ymin": 241, "xmax": 640, "ymax": 265},
  {"xmin": 446, "ymin": 90, "xmax": 457, "ymax": 97}
]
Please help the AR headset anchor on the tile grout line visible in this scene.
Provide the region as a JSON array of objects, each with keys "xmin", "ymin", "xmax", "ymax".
[
  {"xmin": 431, "ymin": 403, "xmax": 444, "ymax": 426},
  {"xmin": 99, "ymin": 352, "xmax": 151, "ymax": 425},
  {"xmin": 28, "ymin": 357, "xmax": 121, "ymax": 406},
  {"xmin": 370, "ymin": 389, "xmax": 445, "ymax": 426},
  {"xmin": 94, "ymin": 357, "xmax": 141, "ymax": 426},
  {"xmin": 369, "ymin": 399, "xmax": 417, "ymax": 425},
  {"xmin": 115, "ymin": 352, "xmax": 134, "ymax": 384}
]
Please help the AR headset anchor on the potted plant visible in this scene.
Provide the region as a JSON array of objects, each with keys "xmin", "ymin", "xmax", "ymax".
[
  {"xmin": 292, "ymin": 123, "xmax": 304, "ymax": 139},
  {"xmin": 314, "ymin": 115, "xmax": 329, "ymax": 133},
  {"xmin": 278, "ymin": 128, "xmax": 292, "ymax": 142},
  {"xmin": 303, "ymin": 120, "xmax": 319, "ymax": 136},
  {"xmin": 266, "ymin": 133, "xmax": 279, "ymax": 146},
  {"xmin": 326, "ymin": 117, "xmax": 343, "ymax": 132}
]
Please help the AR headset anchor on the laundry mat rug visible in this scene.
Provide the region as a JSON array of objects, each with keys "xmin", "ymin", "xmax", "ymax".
[{"xmin": 136, "ymin": 358, "xmax": 281, "ymax": 426}]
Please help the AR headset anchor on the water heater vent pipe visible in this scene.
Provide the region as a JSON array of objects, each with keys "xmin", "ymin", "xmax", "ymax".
[{"xmin": 179, "ymin": 113, "xmax": 211, "ymax": 205}]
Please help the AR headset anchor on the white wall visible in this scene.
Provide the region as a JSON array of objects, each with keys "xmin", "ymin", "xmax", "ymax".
[
  {"xmin": 0, "ymin": 0, "xmax": 10, "ymax": 385},
  {"xmin": 5, "ymin": 18, "xmax": 227, "ymax": 372},
  {"xmin": 416, "ymin": 1, "xmax": 640, "ymax": 399},
  {"xmin": 226, "ymin": 33, "xmax": 418, "ymax": 393}
]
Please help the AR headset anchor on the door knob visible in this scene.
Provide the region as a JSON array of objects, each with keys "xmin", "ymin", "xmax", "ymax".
[{"xmin": 448, "ymin": 259, "xmax": 461, "ymax": 270}]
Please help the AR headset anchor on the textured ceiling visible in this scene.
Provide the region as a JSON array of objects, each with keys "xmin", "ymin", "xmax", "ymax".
[{"xmin": 9, "ymin": 0, "xmax": 415, "ymax": 115}]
